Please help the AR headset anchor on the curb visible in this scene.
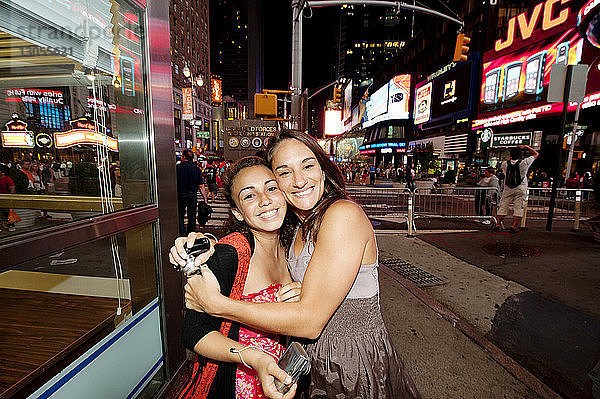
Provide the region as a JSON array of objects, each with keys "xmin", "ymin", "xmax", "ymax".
[{"xmin": 380, "ymin": 264, "xmax": 562, "ymax": 399}]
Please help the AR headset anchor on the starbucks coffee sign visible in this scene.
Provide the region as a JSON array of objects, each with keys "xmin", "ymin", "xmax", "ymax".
[{"xmin": 491, "ymin": 132, "xmax": 532, "ymax": 147}]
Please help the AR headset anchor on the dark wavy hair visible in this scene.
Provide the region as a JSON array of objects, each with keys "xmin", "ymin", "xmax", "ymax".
[
  {"xmin": 265, "ymin": 130, "xmax": 349, "ymax": 242},
  {"xmin": 223, "ymin": 156, "xmax": 297, "ymax": 249}
]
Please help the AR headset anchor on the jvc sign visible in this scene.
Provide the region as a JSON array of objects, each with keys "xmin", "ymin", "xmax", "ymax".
[{"xmin": 495, "ymin": 0, "xmax": 572, "ymax": 52}]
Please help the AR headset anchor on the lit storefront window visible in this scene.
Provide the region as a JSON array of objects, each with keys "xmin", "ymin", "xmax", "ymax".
[
  {"xmin": 0, "ymin": 1, "xmax": 164, "ymax": 397},
  {"xmin": 0, "ymin": 0, "xmax": 152, "ymax": 237}
]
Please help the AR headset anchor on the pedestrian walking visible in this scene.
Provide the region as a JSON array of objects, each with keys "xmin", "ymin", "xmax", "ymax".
[
  {"xmin": 495, "ymin": 145, "xmax": 539, "ymax": 233},
  {"xmin": 204, "ymin": 161, "xmax": 219, "ymax": 202},
  {"xmin": 176, "ymin": 149, "xmax": 208, "ymax": 237},
  {"xmin": 0, "ymin": 164, "xmax": 16, "ymax": 232},
  {"xmin": 369, "ymin": 164, "xmax": 376, "ymax": 185},
  {"xmin": 476, "ymin": 167, "xmax": 500, "ymax": 224},
  {"xmin": 405, "ymin": 163, "xmax": 416, "ymax": 192}
]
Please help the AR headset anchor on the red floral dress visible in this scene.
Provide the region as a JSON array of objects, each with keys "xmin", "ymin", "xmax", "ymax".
[{"xmin": 235, "ymin": 283, "xmax": 286, "ymax": 398}]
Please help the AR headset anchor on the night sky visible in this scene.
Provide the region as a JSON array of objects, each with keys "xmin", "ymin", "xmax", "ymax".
[{"xmin": 263, "ymin": 3, "xmax": 339, "ymax": 95}]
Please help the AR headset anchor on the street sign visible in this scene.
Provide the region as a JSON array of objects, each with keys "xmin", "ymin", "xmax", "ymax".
[
  {"xmin": 196, "ymin": 131, "xmax": 210, "ymax": 139},
  {"xmin": 547, "ymin": 64, "xmax": 589, "ymax": 104}
]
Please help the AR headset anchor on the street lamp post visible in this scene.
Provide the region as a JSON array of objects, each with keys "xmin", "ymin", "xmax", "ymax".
[{"xmin": 290, "ymin": 0, "xmax": 464, "ymax": 132}]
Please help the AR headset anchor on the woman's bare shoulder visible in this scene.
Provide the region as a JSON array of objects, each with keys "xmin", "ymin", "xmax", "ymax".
[{"xmin": 321, "ymin": 199, "xmax": 371, "ymax": 230}]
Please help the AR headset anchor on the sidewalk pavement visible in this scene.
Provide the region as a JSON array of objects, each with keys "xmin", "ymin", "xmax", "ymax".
[
  {"xmin": 377, "ymin": 228, "xmax": 600, "ymax": 399},
  {"xmin": 377, "ymin": 232, "xmax": 548, "ymax": 399}
]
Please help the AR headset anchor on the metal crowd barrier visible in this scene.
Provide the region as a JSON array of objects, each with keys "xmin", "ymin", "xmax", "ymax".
[
  {"xmin": 520, "ymin": 188, "xmax": 594, "ymax": 231},
  {"xmin": 346, "ymin": 186, "xmax": 411, "ymax": 217},
  {"xmin": 347, "ymin": 185, "xmax": 595, "ymax": 235}
]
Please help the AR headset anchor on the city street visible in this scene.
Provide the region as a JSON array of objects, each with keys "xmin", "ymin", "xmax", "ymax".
[
  {"xmin": 3, "ymin": 0, "xmax": 600, "ymax": 397},
  {"xmin": 347, "ymin": 183, "xmax": 600, "ymax": 398}
]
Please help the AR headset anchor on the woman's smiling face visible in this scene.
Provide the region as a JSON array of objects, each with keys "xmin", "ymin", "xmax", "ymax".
[
  {"xmin": 230, "ymin": 165, "xmax": 287, "ymax": 232},
  {"xmin": 270, "ymin": 139, "xmax": 325, "ymax": 214}
]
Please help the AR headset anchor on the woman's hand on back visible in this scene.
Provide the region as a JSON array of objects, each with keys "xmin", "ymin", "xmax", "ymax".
[{"xmin": 276, "ymin": 282, "xmax": 302, "ymax": 303}]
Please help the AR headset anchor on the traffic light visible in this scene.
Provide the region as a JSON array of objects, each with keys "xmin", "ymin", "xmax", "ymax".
[
  {"xmin": 333, "ymin": 87, "xmax": 342, "ymax": 103},
  {"xmin": 254, "ymin": 93, "xmax": 277, "ymax": 117},
  {"xmin": 453, "ymin": 33, "xmax": 471, "ymax": 62}
]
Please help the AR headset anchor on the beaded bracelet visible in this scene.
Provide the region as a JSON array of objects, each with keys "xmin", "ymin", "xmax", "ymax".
[{"xmin": 230, "ymin": 346, "xmax": 279, "ymax": 369}]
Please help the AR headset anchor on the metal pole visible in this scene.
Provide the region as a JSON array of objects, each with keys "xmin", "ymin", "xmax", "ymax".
[
  {"xmin": 547, "ymin": 65, "xmax": 573, "ymax": 231},
  {"xmin": 564, "ymin": 103, "xmax": 581, "ymax": 184},
  {"xmin": 573, "ymin": 190, "xmax": 581, "ymax": 232},
  {"xmin": 521, "ymin": 188, "xmax": 529, "ymax": 230},
  {"xmin": 291, "ymin": 0, "xmax": 304, "ymax": 130},
  {"xmin": 307, "ymin": 0, "xmax": 464, "ymax": 27},
  {"xmin": 407, "ymin": 191, "xmax": 414, "ymax": 237}
]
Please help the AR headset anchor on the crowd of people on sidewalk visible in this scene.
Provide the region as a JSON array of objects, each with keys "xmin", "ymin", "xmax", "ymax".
[{"xmin": 0, "ymin": 157, "xmax": 125, "ymax": 232}]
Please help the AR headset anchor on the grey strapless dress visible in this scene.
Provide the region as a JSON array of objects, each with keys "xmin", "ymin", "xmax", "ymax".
[{"xmin": 288, "ymin": 232, "xmax": 421, "ymax": 399}]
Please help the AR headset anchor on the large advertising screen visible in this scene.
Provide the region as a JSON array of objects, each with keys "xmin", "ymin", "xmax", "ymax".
[
  {"xmin": 363, "ymin": 74, "xmax": 411, "ymax": 127},
  {"xmin": 479, "ymin": 31, "xmax": 582, "ymax": 114},
  {"xmin": 365, "ymin": 84, "xmax": 388, "ymax": 121},
  {"xmin": 474, "ymin": 0, "xmax": 600, "ymax": 129},
  {"xmin": 414, "ymin": 61, "xmax": 474, "ymax": 126},
  {"xmin": 325, "ymin": 109, "xmax": 343, "ymax": 136}
]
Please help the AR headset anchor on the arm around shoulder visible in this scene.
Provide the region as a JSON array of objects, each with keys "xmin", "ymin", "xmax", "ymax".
[{"xmin": 211, "ymin": 200, "xmax": 373, "ymax": 339}]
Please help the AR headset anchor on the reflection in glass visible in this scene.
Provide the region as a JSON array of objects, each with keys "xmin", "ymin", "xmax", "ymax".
[{"xmin": 0, "ymin": 0, "xmax": 152, "ymax": 237}]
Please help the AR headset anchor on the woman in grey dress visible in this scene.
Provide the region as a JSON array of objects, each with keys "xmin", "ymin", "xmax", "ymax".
[{"xmin": 177, "ymin": 130, "xmax": 421, "ymax": 398}]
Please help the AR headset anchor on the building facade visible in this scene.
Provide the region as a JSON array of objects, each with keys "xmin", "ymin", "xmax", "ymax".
[
  {"xmin": 0, "ymin": 0, "xmax": 187, "ymax": 397},
  {"xmin": 210, "ymin": 0, "xmax": 264, "ymax": 110},
  {"xmin": 170, "ymin": 0, "xmax": 212, "ymax": 155}
]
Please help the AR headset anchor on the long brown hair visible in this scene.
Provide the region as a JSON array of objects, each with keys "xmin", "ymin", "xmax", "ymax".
[
  {"xmin": 265, "ymin": 130, "xmax": 349, "ymax": 242},
  {"xmin": 223, "ymin": 156, "xmax": 296, "ymax": 249}
]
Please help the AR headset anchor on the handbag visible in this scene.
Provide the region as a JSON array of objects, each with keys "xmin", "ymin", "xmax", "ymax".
[{"xmin": 197, "ymin": 201, "xmax": 212, "ymax": 227}]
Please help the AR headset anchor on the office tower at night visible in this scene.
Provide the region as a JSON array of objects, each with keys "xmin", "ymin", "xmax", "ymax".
[{"xmin": 210, "ymin": 0, "xmax": 264, "ymax": 110}]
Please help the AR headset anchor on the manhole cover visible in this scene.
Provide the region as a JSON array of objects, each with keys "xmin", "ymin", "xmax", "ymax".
[
  {"xmin": 381, "ymin": 258, "xmax": 445, "ymax": 287},
  {"xmin": 482, "ymin": 242, "xmax": 541, "ymax": 258}
]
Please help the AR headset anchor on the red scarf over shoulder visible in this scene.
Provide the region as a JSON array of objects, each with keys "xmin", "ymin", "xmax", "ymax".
[{"xmin": 177, "ymin": 232, "xmax": 252, "ymax": 399}]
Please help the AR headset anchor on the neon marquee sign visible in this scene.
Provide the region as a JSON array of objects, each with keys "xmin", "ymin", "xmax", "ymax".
[
  {"xmin": 54, "ymin": 130, "xmax": 119, "ymax": 152},
  {"xmin": 55, "ymin": 116, "xmax": 119, "ymax": 151},
  {"xmin": 1, "ymin": 116, "xmax": 34, "ymax": 148}
]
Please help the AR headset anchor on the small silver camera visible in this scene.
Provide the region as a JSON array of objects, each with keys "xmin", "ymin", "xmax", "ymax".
[{"xmin": 173, "ymin": 237, "xmax": 211, "ymax": 277}]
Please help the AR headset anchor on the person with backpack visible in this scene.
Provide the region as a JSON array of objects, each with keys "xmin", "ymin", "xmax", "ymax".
[
  {"xmin": 204, "ymin": 161, "xmax": 218, "ymax": 202},
  {"xmin": 495, "ymin": 145, "xmax": 539, "ymax": 233}
]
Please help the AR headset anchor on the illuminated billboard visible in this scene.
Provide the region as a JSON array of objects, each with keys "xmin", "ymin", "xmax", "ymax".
[
  {"xmin": 414, "ymin": 61, "xmax": 476, "ymax": 127},
  {"xmin": 2, "ymin": 117, "xmax": 34, "ymax": 148},
  {"xmin": 414, "ymin": 83, "xmax": 432, "ymax": 124},
  {"xmin": 55, "ymin": 117, "xmax": 119, "ymax": 152},
  {"xmin": 365, "ymin": 84, "xmax": 388, "ymax": 122},
  {"xmin": 211, "ymin": 78, "xmax": 223, "ymax": 103},
  {"xmin": 182, "ymin": 87, "xmax": 194, "ymax": 120},
  {"xmin": 324, "ymin": 109, "xmax": 342, "ymax": 136},
  {"xmin": 364, "ymin": 74, "xmax": 411, "ymax": 127},
  {"xmin": 474, "ymin": 0, "xmax": 600, "ymax": 129},
  {"xmin": 343, "ymin": 80, "xmax": 352, "ymax": 124}
]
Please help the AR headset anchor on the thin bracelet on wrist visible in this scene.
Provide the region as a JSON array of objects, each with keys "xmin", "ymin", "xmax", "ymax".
[{"xmin": 230, "ymin": 345, "xmax": 278, "ymax": 369}]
